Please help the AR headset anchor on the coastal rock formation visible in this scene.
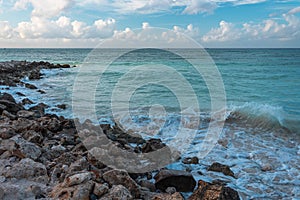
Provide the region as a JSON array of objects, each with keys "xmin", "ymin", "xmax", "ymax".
[{"xmin": 208, "ymin": 162, "xmax": 235, "ymax": 178}]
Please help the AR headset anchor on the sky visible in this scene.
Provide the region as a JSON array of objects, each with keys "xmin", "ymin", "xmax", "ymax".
[{"xmin": 0, "ymin": 0, "xmax": 300, "ymax": 48}]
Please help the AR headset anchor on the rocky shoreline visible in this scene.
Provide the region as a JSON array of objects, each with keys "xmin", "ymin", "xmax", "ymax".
[{"xmin": 0, "ymin": 61, "xmax": 240, "ymax": 200}]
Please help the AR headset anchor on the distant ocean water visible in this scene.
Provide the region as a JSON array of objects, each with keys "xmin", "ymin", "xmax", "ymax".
[{"xmin": 1, "ymin": 48, "xmax": 300, "ymax": 198}]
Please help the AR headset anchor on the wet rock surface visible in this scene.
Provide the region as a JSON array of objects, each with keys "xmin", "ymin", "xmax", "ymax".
[{"xmin": 0, "ymin": 61, "xmax": 241, "ymax": 199}]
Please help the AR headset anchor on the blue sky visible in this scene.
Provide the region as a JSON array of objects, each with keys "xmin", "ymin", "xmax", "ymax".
[{"xmin": 0, "ymin": 0, "xmax": 299, "ymax": 47}]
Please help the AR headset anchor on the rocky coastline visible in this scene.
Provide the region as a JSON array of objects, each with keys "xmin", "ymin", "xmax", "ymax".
[{"xmin": 0, "ymin": 61, "xmax": 240, "ymax": 200}]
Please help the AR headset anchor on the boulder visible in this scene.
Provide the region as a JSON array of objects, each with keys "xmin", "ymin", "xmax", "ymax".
[
  {"xmin": 154, "ymin": 169, "xmax": 196, "ymax": 192},
  {"xmin": 182, "ymin": 157, "xmax": 199, "ymax": 164},
  {"xmin": 21, "ymin": 98, "xmax": 34, "ymax": 105},
  {"xmin": 10, "ymin": 135, "xmax": 42, "ymax": 160},
  {"xmin": 101, "ymin": 185, "xmax": 133, "ymax": 200},
  {"xmin": 208, "ymin": 162, "xmax": 235, "ymax": 178},
  {"xmin": 153, "ymin": 192, "xmax": 184, "ymax": 200},
  {"xmin": 93, "ymin": 182, "xmax": 109, "ymax": 197},
  {"xmin": 17, "ymin": 110, "xmax": 35, "ymax": 119},
  {"xmin": 188, "ymin": 180, "xmax": 240, "ymax": 200},
  {"xmin": 141, "ymin": 138, "xmax": 166, "ymax": 153},
  {"xmin": 24, "ymin": 83, "xmax": 37, "ymax": 90},
  {"xmin": 64, "ymin": 172, "xmax": 93, "ymax": 187},
  {"xmin": 103, "ymin": 169, "xmax": 140, "ymax": 198}
]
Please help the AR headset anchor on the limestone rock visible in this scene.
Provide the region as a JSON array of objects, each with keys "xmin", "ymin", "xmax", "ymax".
[
  {"xmin": 103, "ymin": 169, "xmax": 140, "ymax": 198},
  {"xmin": 101, "ymin": 185, "xmax": 133, "ymax": 200},
  {"xmin": 152, "ymin": 192, "xmax": 184, "ymax": 200},
  {"xmin": 208, "ymin": 162, "xmax": 235, "ymax": 178},
  {"xmin": 188, "ymin": 180, "xmax": 240, "ymax": 200}
]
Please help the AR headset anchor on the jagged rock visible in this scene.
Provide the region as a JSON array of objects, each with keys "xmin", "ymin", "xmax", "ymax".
[
  {"xmin": 67, "ymin": 157, "xmax": 89, "ymax": 174},
  {"xmin": 25, "ymin": 83, "xmax": 37, "ymax": 90},
  {"xmin": 17, "ymin": 110, "xmax": 35, "ymax": 119},
  {"xmin": 138, "ymin": 180, "xmax": 156, "ymax": 192},
  {"xmin": 141, "ymin": 138, "xmax": 166, "ymax": 153},
  {"xmin": 154, "ymin": 169, "xmax": 196, "ymax": 192},
  {"xmin": 29, "ymin": 70, "xmax": 41, "ymax": 80},
  {"xmin": 16, "ymin": 92, "xmax": 26, "ymax": 96},
  {"xmin": 51, "ymin": 180, "xmax": 94, "ymax": 200},
  {"xmin": 208, "ymin": 162, "xmax": 235, "ymax": 178},
  {"xmin": 57, "ymin": 104, "xmax": 67, "ymax": 110},
  {"xmin": 10, "ymin": 135, "xmax": 42, "ymax": 160},
  {"xmin": 152, "ymin": 192, "xmax": 184, "ymax": 200},
  {"xmin": 4, "ymin": 158, "xmax": 48, "ymax": 183},
  {"xmin": 188, "ymin": 180, "xmax": 240, "ymax": 200},
  {"xmin": 29, "ymin": 103, "xmax": 48, "ymax": 117},
  {"xmin": 64, "ymin": 172, "xmax": 93, "ymax": 187},
  {"xmin": 0, "ymin": 93, "xmax": 16, "ymax": 103},
  {"xmin": 166, "ymin": 186, "xmax": 177, "ymax": 194},
  {"xmin": 37, "ymin": 89, "xmax": 46, "ymax": 94},
  {"xmin": 0, "ymin": 100, "xmax": 23, "ymax": 114},
  {"xmin": 101, "ymin": 185, "xmax": 133, "ymax": 200},
  {"xmin": 21, "ymin": 98, "xmax": 34, "ymax": 105},
  {"xmin": 93, "ymin": 182, "xmax": 109, "ymax": 197},
  {"xmin": 182, "ymin": 157, "xmax": 199, "ymax": 164},
  {"xmin": 2, "ymin": 110, "xmax": 16, "ymax": 120},
  {"xmin": 103, "ymin": 169, "xmax": 140, "ymax": 198},
  {"xmin": 0, "ymin": 127, "xmax": 16, "ymax": 139}
]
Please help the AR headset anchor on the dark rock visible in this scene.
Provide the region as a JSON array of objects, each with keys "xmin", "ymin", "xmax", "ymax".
[
  {"xmin": 29, "ymin": 70, "xmax": 42, "ymax": 80},
  {"xmin": 10, "ymin": 135, "xmax": 42, "ymax": 160},
  {"xmin": 25, "ymin": 83, "xmax": 38, "ymax": 90},
  {"xmin": 0, "ymin": 100, "xmax": 23, "ymax": 114},
  {"xmin": 21, "ymin": 98, "xmax": 34, "ymax": 105},
  {"xmin": 141, "ymin": 138, "xmax": 166, "ymax": 153},
  {"xmin": 37, "ymin": 89, "xmax": 46, "ymax": 94},
  {"xmin": 188, "ymin": 180, "xmax": 240, "ymax": 200},
  {"xmin": 0, "ymin": 127, "xmax": 16, "ymax": 139},
  {"xmin": 182, "ymin": 157, "xmax": 199, "ymax": 164},
  {"xmin": 103, "ymin": 169, "xmax": 140, "ymax": 198},
  {"xmin": 0, "ymin": 93, "xmax": 16, "ymax": 103},
  {"xmin": 57, "ymin": 104, "xmax": 67, "ymax": 110},
  {"xmin": 16, "ymin": 92, "xmax": 26, "ymax": 96},
  {"xmin": 138, "ymin": 180, "xmax": 156, "ymax": 192},
  {"xmin": 208, "ymin": 162, "xmax": 235, "ymax": 178},
  {"xmin": 29, "ymin": 103, "xmax": 48, "ymax": 117},
  {"xmin": 154, "ymin": 169, "xmax": 196, "ymax": 192},
  {"xmin": 2, "ymin": 110, "xmax": 16, "ymax": 120}
]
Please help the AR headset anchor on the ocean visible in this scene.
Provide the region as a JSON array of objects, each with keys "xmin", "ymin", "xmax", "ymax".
[{"xmin": 0, "ymin": 48, "xmax": 300, "ymax": 199}]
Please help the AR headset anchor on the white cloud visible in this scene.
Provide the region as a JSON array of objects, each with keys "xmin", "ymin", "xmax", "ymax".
[
  {"xmin": 15, "ymin": 16, "xmax": 116, "ymax": 39},
  {"xmin": 0, "ymin": 21, "xmax": 14, "ymax": 39},
  {"xmin": 202, "ymin": 20, "xmax": 240, "ymax": 42},
  {"xmin": 183, "ymin": 0, "xmax": 218, "ymax": 14},
  {"xmin": 14, "ymin": 0, "xmax": 73, "ymax": 18}
]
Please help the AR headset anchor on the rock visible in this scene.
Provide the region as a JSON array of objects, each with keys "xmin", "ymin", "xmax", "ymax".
[
  {"xmin": 154, "ymin": 169, "xmax": 196, "ymax": 192},
  {"xmin": 138, "ymin": 180, "xmax": 156, "ymax": 192},
  {"xmin": 25, "ymin": 83, "xmax": 38, "ymax": 90},
  {"xmin": 67, "ymin": 157, "xmax": 89, "ymax": 174},
  {"xmin": 0, "ymin": 100, "xmax": 23, "ymax": 114},
  {"xmin": 101, "ymin": 185, "xmax": 133, "ymax": 200},
  {"xmin": 29, "ymin": 103, "xmax": 48, "ymax": 117},
  {"xmin": 0, "ymin": 93, "xmax": 16, "ymax": 103},
  {"xmin": 64, "ymin": 172, "xmax": 92, "ymax": 187},
  {"xmin": 21, "ymin": 98, "xmax": 34, "ymax": 105},
  {"xmin": 51, "ymin": 180, "xmax": 94, "ymax": 200},
  {"xmin": 10, "ymin": 135, "xmax": 42, "ymax": 160},
  {"xmin": 141, "ymin": 138, "xmax": 166, "ymax": 153},
  {"xmin": 17, "ymin": 110, "xmax": 35, "ymax": 119},
  {"xmin": 208, "ymin": 162, "xmax": 235, "ymax": 178},
  {"xmin": 188, "ymin": 180, "xmax": 240, "ymax": 200},
  {"xmin": 45, "ymin": 117, "xmax": 62, "ymax": 133},
  {"xmin": 37, "ymin": 89, "xmax": 46, "ymax": 94},
  {"xmin": 182, "ymin": 157, "xmax": 199, "ymax": 164},
  {"xmin": 5, "ymin": 158, "xmax": 48, "ymax": 183},
  {"xmin": 57, "ymin": 104, "xmax": 67, "ymax": 110},
  {"xmin": 16, "ymin": 92, "xmax": 26, "ymax": 96},
  {"xmin": 93, "ymin": 182, "xmax": 109, "ymax": 197},
  {"xmin": 2, "ymin": 110, "xmax": 16, "ymax": 120},
  {"xmin": 0, "ymin": 127, "xmax": 16, "ymax": 139},
  {"xmin": 261, "ymin": 163, "xmax": 272, "ymax": 172},
  {"xmin": 0, "ymin": 104, "xmax": 6, "ymax": 114},
  {"xmin": 153, "ymin": 192, "xmax": 184, "ymax": 200},
  {"xmin": 29, "ymin": 70, "xmax": 41, "ymax": 80},
  {"xmin": 103, "ymin": 169, "xmax": 140, "ymax": 198},
  {"xmin": 166, "ymin": 186, "xmax": 177, "ymax": 194}
]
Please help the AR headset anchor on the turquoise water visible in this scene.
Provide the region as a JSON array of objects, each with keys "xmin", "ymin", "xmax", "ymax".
[
  {"xmin": 1, "ymin": 48, "xmax": 300, "ymax": 198},
  {"xmin": 1, "ymin": 48, "xmax": 299, "ymax": 132}
]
